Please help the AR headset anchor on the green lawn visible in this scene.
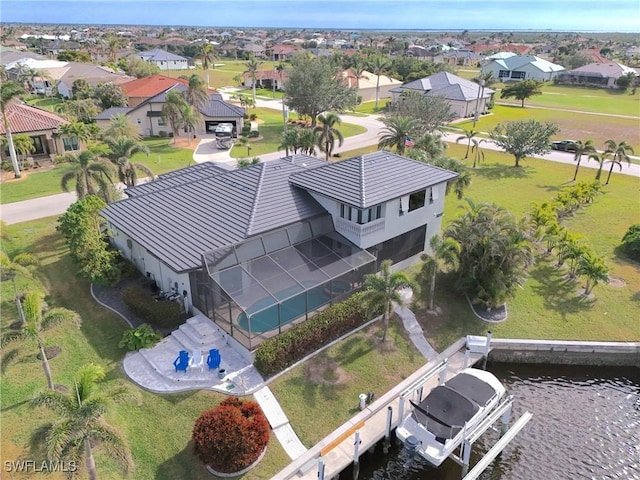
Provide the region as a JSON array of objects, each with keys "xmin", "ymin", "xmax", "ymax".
[
  {"xmin": 453, "ymin": 104, "xmax": 640, "ymax": 152},
  {"xmin": 24, "ymin": 95, "xmax": 64, "ymax": 113},
  {"xmin": 353, "ymin": 99, "xmax": 389, "ymax": 114},
  {"xmin": 1, "ymin": 138, "xmax": 193, "ymax": 205}
]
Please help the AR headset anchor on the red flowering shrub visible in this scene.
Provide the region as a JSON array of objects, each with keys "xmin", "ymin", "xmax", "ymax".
[{"xmin": 192, "ymin": 397, "xmax": 270, "ymax": 473}]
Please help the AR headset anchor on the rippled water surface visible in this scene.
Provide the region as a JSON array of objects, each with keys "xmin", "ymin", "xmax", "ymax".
[{"xmin": 347, "ymin": 363, "xmax": 640, "ymax": 480}]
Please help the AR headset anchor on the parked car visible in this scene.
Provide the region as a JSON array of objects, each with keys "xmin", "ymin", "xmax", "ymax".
[{"xmin": 551, "ymin": 140, "xmax": 579, "ymax": 152}]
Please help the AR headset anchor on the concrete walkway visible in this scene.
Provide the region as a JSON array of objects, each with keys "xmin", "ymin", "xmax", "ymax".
[{"xmin": 395, "ymin": 288, "xmax": 439, "ymax": 361}]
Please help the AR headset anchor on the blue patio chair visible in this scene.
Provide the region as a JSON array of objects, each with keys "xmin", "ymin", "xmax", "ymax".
[
  {"xmin": 207, "ymin": 349, "xmax": 221, "ymax": 370},
  {"xmin": 174, "ymin": 350, "xmax": 189, "ymax": 372}
]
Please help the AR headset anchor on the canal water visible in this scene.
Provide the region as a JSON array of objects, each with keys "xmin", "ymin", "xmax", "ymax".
[{"xmin": 345, "ymin": 363, "xmax": 640, "ymax": 480}]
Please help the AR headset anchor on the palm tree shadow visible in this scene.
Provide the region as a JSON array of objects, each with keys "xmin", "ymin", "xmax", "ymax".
[
  {"xmin": 474, "ymin": 162, "xmax": 532, "ymax": 180},
  {"xmin": 530, "ymin": 264, "xmax": 595, "ymax": 319}
]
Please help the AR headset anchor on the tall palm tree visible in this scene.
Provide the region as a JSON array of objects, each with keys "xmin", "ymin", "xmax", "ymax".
[
  {"xmin": 12, "ymin": 133, "xmax": 35, "ymax": 168},
  {"xmin": 184, "ymin": 74, "xmax": 209, "ymax": 111},
  {"xmin": 420, "ymin": 235, "xmax": 460, "ymax": 311},
  {"xmin": 100, "ymin": 114, "xmax": 140, "ymax": 140},
  {"xmin": 604, "ymin": 139, "xmax": 634, "ymax": 185},
  {"xmin": 349, "ymin": 55, "xmax": 368, "ymax": 89},
  {"xmin": 243, "ymin": 56, "xmax": 262, "ymax": 106},
  {"xmin": 368, "ymin": 55, "xmax": 390, "ymax": 110},
  {"xmin": 314, "ymin": 113, "xmax": 344, "ymax": 161},
  {"xmin": 275, "ymin": 62, "xmax": 286, "ymax": 95},
  {"xmin": 297, "ymin": 128, "xmax": 317, "ymax": 156},
  {"xmin": 577, "ymin": 251, "xmax": 609, "ymax": 296},
  {"xmin": 279, "ymin": 127, "xmax": 299, "ymax": 156},
  {"xmin": 361, "ymin": 259, "xmax": 417, "ymax": 343},
  {"xmin": 469, "ymin": 138, "xmax": 486, "ymax": 168},
  {"xmin": 196, "ymin": 43, "xmax": 217, "ymax": 88},
  {"xmin": 31, "ymin": 364, "xmax": 134, "ymax": 480},
  {"xmin": 102, "ymin": 136, "xmax": 153, "ymax": 187},
  {"xmin": 161, "ymin": 89, "xmax": 188, "ymax": 143},
  {"xmin": 571, "ymin": 139, "xmax": 597, "ymax": 181},
  {"xmin": 181, "ymin": 104, "xmax": 201, "ymax": 145},
  {"xmin": 414, "ymin": 132, "xmax": 446, "ymax": 160},
  {"xmin": 1, "ymin": 80, "xmax": 25, "ymax": 178},
  {"xmin": 60, "ymin": 150, "xmax": 115, "ymax": 201},
  {"xmin": 455, "ymin": 129, "xmax": 479, "ymax": 159},
  {"xmin": 1, "ymin": 292, "xmax": 80, "ymax": 389},
  {"xmin": 588, "ymin": 152, "xmax": 611, "ymax": 182},
  {"xmin": 378, "ymin": 115, "xmax": 419, "ymax": 155},
  {"xmin": 0, "ymin": 250, "xmax": 38, "ymax": 304}
]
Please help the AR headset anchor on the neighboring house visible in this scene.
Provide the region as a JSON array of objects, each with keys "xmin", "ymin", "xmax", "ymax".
[
  {"xmin": 556, "ymin": 62, "xmax": 638, "ymax": 88},
  {"xmin": 101, "ymin": 152, "xmax": 457, "ymax": 351},
  {"xmin": 242, "ymin": 69, "xmax": 290, "ymax": 91},
  {"xmin": 94, "ymin": 85, "xmax": 245, "ymax": 138},
  {"xmin": 55, "ymin": 62, "xmax": 133, "ymax": 98},
  {"xmin": 120, "ymin": 74, "xmax": 191, "ymax": 107},
  {"xmin": 0, "ymin": 103, "xmax": 82, "ymax": 165},
  {"xmin": 238, "ymin": 43, "xmax": 267, "ymax": 59},
  {"xmin": 339, "ymin": 69, "xmax": 403, "ymax": 103},
  {"xmin": 5, "ymin": 57, "xmax": 68, "ymax": 95},
  {"xmin": 482, "ymin": 54, "xmax": 565, "ymax": 82},
  {"xmin": 136, "ymin": 48, "xmax": 190, "ymax": 70},
  {"xmin": 434, "ymin": 50, "xmax": 484, "ymax": 67},
  {"xmin": 390, "ymin": 71, "xmax": 494, "ymax": 119},
  {"xmin": 406, "ymin": 45, "xmax": 434, "ymax": 59}
]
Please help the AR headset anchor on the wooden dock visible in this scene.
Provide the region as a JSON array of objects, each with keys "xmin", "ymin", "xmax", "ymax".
[{"xmin": 273, "ymin": 337, "xmax": 485, "ymax": 480}]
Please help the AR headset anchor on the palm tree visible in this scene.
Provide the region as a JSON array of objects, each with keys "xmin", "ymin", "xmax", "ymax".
[
  {"xmin": 469, "ymin": 138, "xmax": 486, "ymax": 168},
  {"xmin": 361, "ymin": 259, "xmax": 417, "ymax": 343},
  {"xmin": 196, "ymin": 43, "xmax": 217, "ymax": 88},
  {"xmin": 60, "ymin": 150, "xmax": 115, "ymax": 201},
  {"xmin": 243, "ymin": 56, "xmax": 263, "ymax": 106},
  {"xmin": 455, "ymin": 129, "xmax": 479, "ymax": 159},
  {"xmin": 420, "ymin": 235, "xmax": 460, "ymax": 311},
  {"xmin": 275, "ymin": 62, "xmax": 286, "ymax": 95},
  {"xmin": 414, "ymin": 132, "xmax": 446, "ymax": 160},
  {"xmin": 1, "ymin": 80, "xmax": 25, "ymax": 178},
  {"xmin": 13, "ymin": 133, "xmax": 36, "ymax": 169},
  {"xmin": 181, "ymin": 104, "xmax": 201, "ymax": 145},
  {"xmin": 577, "ymin": 251, "xmax": 609, "ymax": 296},
  {"xmin": 102, "ymin": 136, "xmax": 153, "ymax": 187},
  {"xmin": 314, "ymin": 113, "xmax": 344, "ymax": 161},
  {"xmin": 349, "ymin": 55, "xmax": 368, "ymax": 89},
  {"xmin": 100, "ymin": 114, "xmax": 140, "ymax": 140},
  {"xmin": 604, "ymin": 140, "xmax": 634, "ymax": 185},
  {"xmin": 297, "ymin": 128, "xmax": 317, "ymax": 156},
  {"xmin": 588, "ymin": 152, "xmax": 611, "ymax": 182},
  {"xmin": 423, "ymin": 157, "xmax": 472, "ymax": 199},
  {"xmin": 161, "ymin": 89, "xmax": 187, "ymax": 143},
  {"xmin": 1, "ymin": 292, "xmax": 80, "ymax": 389},
  {"xmin": 184, "ymin": 74, "xmax": 209, "ymax": 111},
  {"xmin": 571, "ymin": 139, "xmax": 597, "ymax": 181},
  {"xmin": 368, "ymin": 55, "xmax": 390, "ymax": 110},
  {"xmin": 378, "ymin": 116, "xmax": 419, "ymax": 155},
  {"xmin": 0, "ymin": 250, "xmax": 38, "ymax": 303},
  {"xmin": 31, "ymin": 364, "xmax": 134, "ymax": 480},
  {"xmin": 279, "ymin": 127, "xmax": 299, "ymax": 156}
]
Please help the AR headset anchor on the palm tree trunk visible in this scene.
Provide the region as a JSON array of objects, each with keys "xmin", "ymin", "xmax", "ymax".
[
  {"xmin": 84, "ymin": 438, "xmax": 98, "ymax": 480},
  {"xmin": 605, "ymin": 163, "xmax": 615, "ymax": 185},
  {"xmin": 465, "ymin": 139, "xmax": 471, "ymax": 159},
  {"xmin": 2, "ymin": 119, "xmax": 22, "ymax": 178},
  {"xmin": 381, "ymin": 305, "xmax": 389, "ymax": 343},
  {"xmin": 584, "ymin": 278, "xmax": 591, "ymax": 295},
  {"xmin": 429, "ymin": 269, "xmax": 436, "ymax": 311},
  {"xmin": 595, "ymin": 165, "xmax": 603, "ymax": 181},
  {"xmin": 572, "ymin": 158, "xmax": 581, "ymax": 181},
  {"xmin": 39, "ymin": 341, "xmax": 55, "ymax": 389}
]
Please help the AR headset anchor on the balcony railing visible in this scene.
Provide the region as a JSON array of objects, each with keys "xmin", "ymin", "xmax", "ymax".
[{"xmin": 335, "ymin": 217, "xmax": 385, "ymax": 240}]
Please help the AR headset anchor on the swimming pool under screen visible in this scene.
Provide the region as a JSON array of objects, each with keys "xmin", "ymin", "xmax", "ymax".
[{"xmin": 236, "ymin": 281, "xmax": 352, "ymax": 333}]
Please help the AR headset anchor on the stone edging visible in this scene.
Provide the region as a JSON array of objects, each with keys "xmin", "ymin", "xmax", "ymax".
[
  {"xmin": 205, "ymin": 445, "xmax": 267, "ymax": 477},
  {"xmin": 465, "ymin": 294, "xmax": 508, "ymax": 323},
  {"xmin": 89, "ymin": 284, "xmax": 133, "ymax": 328}
]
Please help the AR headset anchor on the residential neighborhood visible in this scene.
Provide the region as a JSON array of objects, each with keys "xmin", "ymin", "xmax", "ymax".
[{"xmin": 1, "ymin": 18, "xmax": 639, "ymax": 480}]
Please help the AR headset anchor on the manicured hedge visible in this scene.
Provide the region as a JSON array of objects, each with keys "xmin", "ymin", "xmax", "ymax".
[
  {"xmin": 122, "ymin": 285, "xmax": 182, "ymax": 329},
  {"xmin": 254, "ymin": 292, "xmax": 376, "ymax": 377}
]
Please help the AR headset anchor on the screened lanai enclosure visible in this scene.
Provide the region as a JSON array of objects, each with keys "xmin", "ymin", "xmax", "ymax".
[{"xmin": 190, "ymin": 216, "xmax": 377, "ymax": 350}]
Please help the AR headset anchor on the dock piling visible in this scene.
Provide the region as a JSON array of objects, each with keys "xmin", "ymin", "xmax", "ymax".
[
  {"xmin": 317, "ymin": 458, "xmax": 325, "ymax": 480},
  {"xmin": 383, "ymin": 406, "xmax": 393, "ymax": 453},
  {"xmin": 352, "ymin": 430, "xmax": 361, "ymax": 480}
]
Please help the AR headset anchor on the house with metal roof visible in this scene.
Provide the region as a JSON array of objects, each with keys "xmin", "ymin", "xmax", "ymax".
[
  {"xmin": 556, "ymin": 62, "xmax": 638, "ymax": 89},
  {"xmin": 102, "ymin": 152, "xmax": 457, "ymax": 351},
  {"xmin": 482, "ymin": 54, "xmax": 564, "ymax": 82},
  {"xmin": 94, "ymin": 85, "xmax": 245, "ymax": 139},
  {"xmin": 136, "ymin": 48, "xmax": 190, "ymax": 70},
  {"xmin": 390, "ymin": 72, "xmax": 494, "ymax": 119}
]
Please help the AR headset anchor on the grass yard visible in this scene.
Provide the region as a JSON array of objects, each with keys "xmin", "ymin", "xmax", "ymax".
[
  {"xmin": 454, "ymin": 104, "xmax": 640, "ymax": 152},
  {"xmin": 24, "ymin": 95, "xmax": 64, "ymax": 113},
  {"xmin": 353, "ymin": 98, "xmax": 390, "ymax": 114},
  {"xmin": 1, "ymin": 138, "xmax": 193, "ymax": 204},
  {"xmin": 420, "ymin": 143, "xmax": 640, "ymax": 350}
]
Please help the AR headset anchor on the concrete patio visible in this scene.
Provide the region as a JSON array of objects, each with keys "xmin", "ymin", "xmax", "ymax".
[{"xmin": 122, "ymin": 314, "xmax": 265, "ymax": 395}]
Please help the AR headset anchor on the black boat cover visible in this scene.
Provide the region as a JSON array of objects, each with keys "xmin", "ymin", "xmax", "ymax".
[
  {"xmin": 445, "ymin": 373, "xmax": 497, "ymax": 407},
  {"xmin": 413, "ymin": 385, "xmax": 478, "ymax": 439}
]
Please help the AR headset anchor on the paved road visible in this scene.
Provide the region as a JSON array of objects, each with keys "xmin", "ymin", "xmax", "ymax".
[{"xmin": 2, "ymin": 98, "xmax": 638, "ymax": 226}]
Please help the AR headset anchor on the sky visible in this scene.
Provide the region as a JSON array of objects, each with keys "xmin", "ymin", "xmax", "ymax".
[{"xmin": 1, "ymin": 0, "xmax": 639, "ymax": 32}]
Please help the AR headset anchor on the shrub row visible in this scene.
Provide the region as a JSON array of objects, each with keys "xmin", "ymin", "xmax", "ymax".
[
  {"xmin": 122, "ymin": 285, "xmax": 182, "ymax": 329},
  {"xmin": 254, "ymin": 292, "xmax": 375, "ymax": 377}
]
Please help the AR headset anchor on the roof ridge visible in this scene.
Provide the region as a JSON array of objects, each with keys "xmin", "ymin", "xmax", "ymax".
[
  {"xmin": 359, "ymin": 155, "xmax": 366, "ymax": 206},
  {"xmin": 245, "ymin": 163, "xmax": 267, "ymax": 237}
]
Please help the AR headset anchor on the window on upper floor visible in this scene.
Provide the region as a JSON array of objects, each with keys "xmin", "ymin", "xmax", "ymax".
[
  {"xmin": 408, "ymin": 190, "xmax": 426, "ymax": 212},
  {"xmin": 340, "ymin": 203, "xmax": 383, "ymax": 225}
]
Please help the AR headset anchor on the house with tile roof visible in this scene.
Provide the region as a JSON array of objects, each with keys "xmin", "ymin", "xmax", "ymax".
[
  {"xmin": 102, "ymin": 152, "xmax": 457, "ymax": 350},
  {"xmin": 95, "ymin": 85, "xmax": 245, "ymax": 138},
  {"xmin": 390, "ymin": 71, "xmax": 494, "ymax": 119},
  {"xmin": 136, "ymin": 48, "xmax": 190, "ymax": 70},
  {"xmin": 0, "ymin": 103, "xmax": 82, "ymax": 165},
  {"xmin": 482, "ymin": 54, "xmax": 564, "ymax": 82},
  {"xmin": 120, "ymin": 74, "xmax": 191, "ymax": 107},
  {"xmin": 556, "ymin": 62, "xmax": 638, "ymax": 89}
]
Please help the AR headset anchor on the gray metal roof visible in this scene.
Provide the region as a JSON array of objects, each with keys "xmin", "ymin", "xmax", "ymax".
[
  {"xmin": 93, "ymin": 107, "xmax": 133, "ymax": 120},
  {"xmin": 200, "ymin": 97, "xmax": 245, "ymax": 118},
  {"xmin": 137, "ymin": 48, "xmax": 188, "ymax": 62},
  {"xmin": 390, "ymin": 71, "xmax": 494, "ymax": 101},
  {"xmin": 125, "ymin": 162, "xmax": 228, "ymax": 197},
  {"xmin": 101, "ymin": 155, "xmax": 326, "ymax": 273},
  {"xmin": 288, "ymin": 151, "xmax": 459, "ymax": 209}
]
